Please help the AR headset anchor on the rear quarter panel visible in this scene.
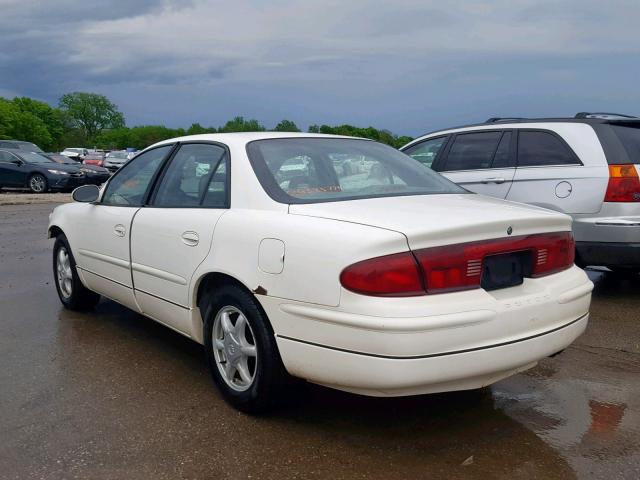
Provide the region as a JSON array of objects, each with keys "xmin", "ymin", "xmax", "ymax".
[{"xmin": 190, "ymin": 209, "xmax": 409, "ymax": 307}]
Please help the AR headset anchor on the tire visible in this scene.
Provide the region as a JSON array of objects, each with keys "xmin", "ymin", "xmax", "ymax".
[
  {"xmin": 200, "ymin": 284, "xmax": 289, "ymax": 413},
  {"xmin": 29, "ymin": 173, "xmax": 48, "ymax": 193},
  {"xmin": 53, "ymin": 234, "xmax": 101, "ymax": 310}
]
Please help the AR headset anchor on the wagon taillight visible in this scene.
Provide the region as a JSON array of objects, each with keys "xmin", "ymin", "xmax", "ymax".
[{"xmin": 604, "ymin": 164, "xmax": 640, "ymax": 202}]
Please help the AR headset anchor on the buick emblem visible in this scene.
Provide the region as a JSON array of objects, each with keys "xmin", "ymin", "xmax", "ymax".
[{"xmin": 507, "ymin": 226, "xmax": 513, "ymax": 235}]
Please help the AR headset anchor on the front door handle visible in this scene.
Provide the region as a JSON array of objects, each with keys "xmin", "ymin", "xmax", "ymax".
[
  {"xmin": 181, "ymin": 231, "xmax": 199, "ymax": 247},
  {"xmin": 481, "ymin": 177, "xmax": 506, "ymax": 184},
  {"xmin": 114, "ymin": 224, "xmax": 126, "ymax": 237}
]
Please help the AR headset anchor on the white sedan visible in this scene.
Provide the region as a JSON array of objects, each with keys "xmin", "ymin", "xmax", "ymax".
[{"xmin": 49, "ymin": 133, "xmax": 593, "ymax": 412}]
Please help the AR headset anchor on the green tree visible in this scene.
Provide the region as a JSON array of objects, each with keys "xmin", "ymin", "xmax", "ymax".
[
  {"xmin": 187, "ymin": 123, "xmax": 216, "ymax": 135},
  {"xmin": 59, "ymin": 92, "xmax": 125, "ymax": 143},
  {"xmin": 273, "ymin": 119, "xmax": 300, "ymax": 132},
  {"xmin": 219, "ymin": 116, "xmax": 265, "ymax": 133},
  {"xmin": 11, "ymin": 97, "xmax": 65, "ymax": 150},
  {"xmin": 0, "ymin": 97, "xmax": 54, "ymax": 149}
]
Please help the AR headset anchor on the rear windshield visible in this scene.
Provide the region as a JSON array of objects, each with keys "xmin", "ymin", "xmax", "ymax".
[
  {"xmin": 610, "ymin": 125, "xmax": 640, "ymax": 163},
  {"xmin": 246, "ymin": 138, "xmax": 465, "ymax": 204}
]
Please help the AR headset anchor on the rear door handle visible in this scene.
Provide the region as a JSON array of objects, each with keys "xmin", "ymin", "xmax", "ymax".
[
  {"xmin": 481, "ymin": 177, "xmax": 506, "ymax": 184},
  {"xmin": 181, "ymin": 231, "xmax": 199, "ymax": 246},
  {"xmin": 114, "ymin": 224, "xmax": 126, "ymax": 237}
]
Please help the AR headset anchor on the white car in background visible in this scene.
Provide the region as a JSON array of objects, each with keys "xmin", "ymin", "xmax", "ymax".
[
  {"xmin": 402, "ymin": 113, "xmax": 640, "ymax": 274},
  {"xmin": 61, "ymin": 148, "xmax": 88, "ymax": 162},
  {"xmin": 48, "ymin": 133, "xmax": 592, "ymax": 412},
  {"xmin": 103, "ymin": 150, "xmax": 130, "ymax": 172}
]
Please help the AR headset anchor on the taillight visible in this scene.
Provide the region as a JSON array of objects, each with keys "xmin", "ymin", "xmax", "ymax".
[
  {"xmin": 339, "ymin": 252, "xmax": 424, "ymax": 297},
  {"xmin": 340, "ymin": 232, "xmax": 575, "ymax": 297},
  {"xmin": 604, "ymin": 164, "xmax": 640, "ymax": 202}
]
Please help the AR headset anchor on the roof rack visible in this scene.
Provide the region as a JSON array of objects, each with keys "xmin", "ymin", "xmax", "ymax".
[
  {"xmin": 485, "ymin": 117, "xmax": 529, "ymax": 123},
  {"xmin": 574, "ymin": 112, "xmax": 638, "ymax": 119}
]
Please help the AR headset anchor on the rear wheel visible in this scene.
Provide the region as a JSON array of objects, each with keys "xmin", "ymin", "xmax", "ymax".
[
  {"xmin": 200, "ymin": 285, "xmax": 289, "ymax": 413},
  {"xmin": 29, "ymin": 173, "xmax": 48, "ymax": 193},
  {"xmin": 53, "ymin": 234, "xmax": 100, "ymax": 310}
]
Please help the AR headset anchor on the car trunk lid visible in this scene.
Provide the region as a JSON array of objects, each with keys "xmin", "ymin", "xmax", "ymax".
[{"xmin": 289, "ymin": 193, "xmax": 571, "ymax": 251}]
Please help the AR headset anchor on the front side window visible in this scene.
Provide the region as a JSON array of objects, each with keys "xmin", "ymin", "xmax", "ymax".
[
  {"xmin": 441, "ymin": 131, "xmax": 503, "ymax": 171},
  {"xmin": 102, "ymin": 145, "xmax": 172, "ymax": 206},
  {"xmin": 246, "ymin": 138, "xmax": 464, "ymax": 204},
  {"xmin": 403, "ymin": 136, "xmax": 448, "ymax": 168},
  {"xmin": 152, "ymin": 143, "xmax": 228, "ymax": 208},
  {"xmin": 517, "ymin": 131, "xmax": 580, "ymax": 167}
]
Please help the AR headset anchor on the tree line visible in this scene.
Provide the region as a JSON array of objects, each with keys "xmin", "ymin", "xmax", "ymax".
[{"xmin": 0, "ymin": 92, "xmax": 413, "ymax": 151}]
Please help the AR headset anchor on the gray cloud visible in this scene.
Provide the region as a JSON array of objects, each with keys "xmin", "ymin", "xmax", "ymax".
[{"xmin": 1, "ymin": 0, "xmax": 639, "ymax": 134}]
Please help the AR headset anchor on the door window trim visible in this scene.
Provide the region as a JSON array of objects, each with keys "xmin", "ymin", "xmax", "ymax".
[
  {"xmin": 434, "ymin": 129, "xmax": 515, "ymax": 173},
  {"xmin": 515, "ymin": 129, "xmax": 583, "ymax": 168},
  {"xmin": 145, "ymin": 140, "xmax": 231, "ymax": 209}
]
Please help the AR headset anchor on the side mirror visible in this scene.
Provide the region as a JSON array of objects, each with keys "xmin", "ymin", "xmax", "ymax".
[
  {"xmin": 72, "ymin": 184, "xmax": 100, "ymax": 203},
  {"xmin": 11, "ymin": 159, "xmax": 22, "ymax": 165}
]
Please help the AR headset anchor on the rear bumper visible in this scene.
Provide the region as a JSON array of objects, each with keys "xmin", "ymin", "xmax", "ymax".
[
  {"xmin": 261, "ymin": 266, "xmax": 592, "ymax": 396},
  {"xmin": 276, "ymin": 314, "xmax": 587, "ymax": 396},
  {"xmin": 576, "ymin": 241, "xmax": 640, "ymax": 269}
]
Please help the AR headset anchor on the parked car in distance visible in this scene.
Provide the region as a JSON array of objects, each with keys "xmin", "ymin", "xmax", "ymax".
[
  {"xmin": 0, "ymin": 140, "xmax": 45, "ymax": 153},
  {"xmin": 48, "ymin": 133, "xmax": 592, "ymax": 412},
  {"xmin": 61, "ymin": 148, "xmax": 88, "ymax": 161},
  {"xmin": 45, "ymin": 153, "xmax": 111, "ymax": 186},
  {"xmin": 103, "ymin": 150, "xmax": 130, "ymax": 172},
  {"xmin": 82, "ymin": 152, "xmax": 106, "ymax": 167},
  {"xmin": 0, "ymin": 149, "xmax": 87, "ymax": 193},
  {"xmin": 402, "ymin": 113, "xmax": 640, "ymax": 274}
]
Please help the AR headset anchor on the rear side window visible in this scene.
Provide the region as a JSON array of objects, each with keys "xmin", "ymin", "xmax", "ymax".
[
  {"xmin": 403, "ymin": 136, "xmax": 448, "ymax": 168},
  {"xmin": 517, "ymin": 131, "xmax": 580, "ymax": 167},
  {"xmin": 442, "ymin": 131, "xmax": 502, "ymax": 171},
  {"xmin": 610, "ymin": 125, "xmax": 640, "ymax": 164},
  {"xmin": 152, "ymin": 143, "xmax": 228, "ymax": 208}
]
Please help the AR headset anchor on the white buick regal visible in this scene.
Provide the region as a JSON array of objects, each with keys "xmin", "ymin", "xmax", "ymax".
[{"xmin": 49, "ymin": 133, "xmax": 593, "ymax": 412}]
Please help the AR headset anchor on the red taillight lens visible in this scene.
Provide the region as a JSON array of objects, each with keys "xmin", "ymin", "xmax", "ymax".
[
  {"xmin": 529, "ymin": 232, "xmax": 575, "ymax": 277},
  {"xmin": 604, "ymin": 164, "xmax": 640, "ymax": 202},
  {"xmin": 340, "ymin": 233, "xmax": 575, "ymax": 297},
  {"xmin": 339, "ymin": 252, "xmax": 424, "ymax": 297}
]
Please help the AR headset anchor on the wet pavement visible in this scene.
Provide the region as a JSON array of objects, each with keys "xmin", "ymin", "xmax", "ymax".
[{"xmin": 1, "ymin": 203, "xmax": 639, "ymax": 480}]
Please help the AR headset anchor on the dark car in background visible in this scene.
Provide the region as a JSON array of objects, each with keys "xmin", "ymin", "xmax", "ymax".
[
  {"xmin": 0, "ymin": 149, "xmax": 87, "ymax": 193},
  {"xmin": 0, "ymin": 140, "xmax": 45, "ymax": 153},
  {"xmin": 45, "ymin": 153, "xmax": 111, "ymax": 186}
]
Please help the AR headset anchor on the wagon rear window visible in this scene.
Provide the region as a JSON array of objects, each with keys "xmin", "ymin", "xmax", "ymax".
[
  {"xmin": 246, "ymin": 138, "xmax": 465, "ymax": 204},
  {"xmin": 610, "ymin": 124, "xmax": 640, "ymax": 163}
]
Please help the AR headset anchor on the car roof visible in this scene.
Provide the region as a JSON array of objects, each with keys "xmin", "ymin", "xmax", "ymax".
[
  {"xmin": 411, "ymin": 116, "xmax": 640, "ymax": 140},
  {"xmin": 148, "ymin": 131, "xmax": 363, "ymax": 150}
]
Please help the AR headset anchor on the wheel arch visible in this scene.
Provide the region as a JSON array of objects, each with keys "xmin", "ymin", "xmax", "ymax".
[
  {"xmin": 48, "ymin": 225, "xmax": 64, "ymax": 239},
  {"xmin": 191, "ymin": 271, "xmax": 275, "ymax": 342}
]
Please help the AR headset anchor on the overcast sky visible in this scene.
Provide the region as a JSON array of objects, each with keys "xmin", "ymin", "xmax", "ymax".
[{"xmin": 1, "ymin": 0, "xmax": 639, "ymax": 135}]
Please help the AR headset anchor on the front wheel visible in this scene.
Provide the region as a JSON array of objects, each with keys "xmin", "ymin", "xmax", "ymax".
[
  {"xmin": 53, "ymin": 234, "xmax": 101, "ymax": 310},
  {"xmin": 29, "ymin": 173, "xmax": 48, "ymax": 193},
  {"xmin": 200, "ymin": 285, "xmax": 289, "ymax": 413}
]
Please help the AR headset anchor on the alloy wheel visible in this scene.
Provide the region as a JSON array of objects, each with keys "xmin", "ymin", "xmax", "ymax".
[
  {"xmin": 212, "ymin": 305, "xmax": 258, "ymax": 392},
  {"xmin": 30, "ymin": 175, "xmax": 46, "ymax": 193},
  {"xmin": 56, "ymin": 247, "xmax": 73, "ymax": 299}
]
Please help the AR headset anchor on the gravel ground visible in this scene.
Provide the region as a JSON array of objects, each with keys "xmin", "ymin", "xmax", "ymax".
[
  {"xmin": 0, "ymin": 191, "xmax": 72, "ymax": 205},
  {"xmin": 0, "ymin": 203, "xmax": 638, "ymax": 479}
]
